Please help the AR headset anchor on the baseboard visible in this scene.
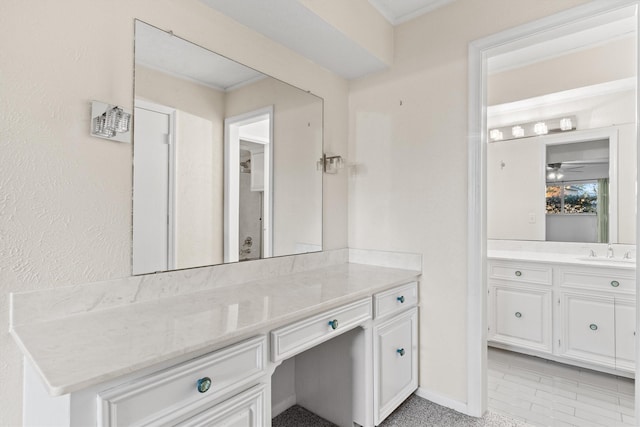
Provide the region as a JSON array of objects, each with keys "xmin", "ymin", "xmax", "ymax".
[
  {"xmin": 271, "ymin": 394, "xmax": 297, "ymax": 418},
  {"xmin": 414, "ymin": 387, "xmax": 470, "ymax": 415}
]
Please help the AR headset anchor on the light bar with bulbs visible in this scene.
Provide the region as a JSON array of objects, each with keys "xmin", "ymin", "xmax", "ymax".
[{"xmin": 488, "ymin": 115, "xmax": 577, "ymax": 142}]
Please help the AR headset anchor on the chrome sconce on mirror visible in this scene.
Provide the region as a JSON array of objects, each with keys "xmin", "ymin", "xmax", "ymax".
[
  {"xmin": 90, "ymin": 100, "xmax": 132, "ymax": 143},
  {"xmin": 318, "ymin": 153, "xmax": 344, "ymax": 174}
]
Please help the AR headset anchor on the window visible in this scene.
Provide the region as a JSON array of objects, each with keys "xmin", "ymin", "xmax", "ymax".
[{"xmin": 545, "ymin": 181, "xmax": 598, "ymax": 214}]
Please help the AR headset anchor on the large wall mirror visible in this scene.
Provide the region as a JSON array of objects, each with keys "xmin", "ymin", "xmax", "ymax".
[
  {"xmin": 132, "ymin": 21, "xmax": 323, "ymax": 275},
  {"xmin": 486, "ymin": 10, "xmax": 637, "ymax": 245}
]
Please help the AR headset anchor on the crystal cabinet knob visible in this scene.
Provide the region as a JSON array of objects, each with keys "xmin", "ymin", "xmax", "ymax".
[
  {"xmin": 328, "ymin": 319, "xmax": 339, "ymax": 330},
  {"xmin": 515, "ymin": 312, "xmax": 522, "ymax": 318},
  {"xmin": 611, "ymin": 280, "xmax": 620, "ymax": 288},
  {"xmin": 590, "ymin": 324, "xmax": 598, "ymax": 331},
  {"xmin": 397, "ymin": 348, "xmax": 405, "ymax": 356},
  {"xmin": 397, "ymin": 296, "xmax": 405, "ymax": 303},
  {"xmin": 515, "ymin": 271, "xmax": 522, "ymax": 277},
  {"xmin": 197, "ymin": 377, "xmax": 212, "ymax": 393}
]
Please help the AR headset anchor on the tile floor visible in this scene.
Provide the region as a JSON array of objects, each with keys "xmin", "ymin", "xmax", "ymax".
[
  {"xmin": 272, "ymin": 348, "xmax": 636, "ymax": 426},
  {"xmin": 488, "ymin": 347, "xmax": 635, "ymax": 427}
]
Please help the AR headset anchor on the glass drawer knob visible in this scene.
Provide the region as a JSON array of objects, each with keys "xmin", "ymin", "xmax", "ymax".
[
  {"xmin": 397, "ymin": 348, "xmax": 405, "ymax": 356},
  {"xmin": 397, "ymin": 296, "xmax": 405, "ymax": 303},
  {"xmin": 590, "ymin": 324, "xmax": 598, "ymax": 331},
  {"xmin": 515, "ymin": 312, "xmax": 522, "ymax": 318},
  {"xmin": 328, "ymin": 319, "xmax": 339, "ymax": 330},
  {"xmin": 197, "ymin": 377, "xmax": 212, "ymax": 393},
  {"xmin": 515, "ymin": 271, "xmax": 522, "ymax": 277},
  {"xmin": 611, "ymin": 280, "xmax": 620, "ymax": 287}
]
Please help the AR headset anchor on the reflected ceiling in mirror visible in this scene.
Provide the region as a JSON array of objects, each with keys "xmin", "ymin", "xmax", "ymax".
[{"xmin": 132, "ymin": 20, "xmax": 323, "ymax": 275}]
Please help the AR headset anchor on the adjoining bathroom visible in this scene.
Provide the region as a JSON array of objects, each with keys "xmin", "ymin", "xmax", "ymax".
[{"xmin": 485, "ymin": 5, "xmax": 637, "ymax": 425}]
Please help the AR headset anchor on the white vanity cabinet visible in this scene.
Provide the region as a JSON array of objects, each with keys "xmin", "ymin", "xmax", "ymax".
[
  {"xmin": 487, "ymin": 262, "xmax": 553, "ymax": 354},
  {"xmin": 558, "ymin": 266, "xmax": 636, "ymax": 373},
  {"xmin": 372, "ymin": 282, "xmax": 419, "ymax": 426},
  {"xmin": 24, "ymin": 336, "xmax": 269, "ymax": 427},
  {"xmin": 488, "ymin": 259, "xmax": 636, "ymax": 376}
]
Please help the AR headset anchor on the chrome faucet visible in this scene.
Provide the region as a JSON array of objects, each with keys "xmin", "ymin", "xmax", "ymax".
[{"xmin": 607, "ymin": 244, "xmax": 614, "ymax": 259}]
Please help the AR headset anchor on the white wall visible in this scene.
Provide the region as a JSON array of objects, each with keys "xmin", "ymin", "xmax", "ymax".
[
  {"xmin": 0, "ymin": 1, "xmax": 348, "ymax": 424},
  {"xmin": 348, "ymin": 0, "xmax": 589, "ymax": 406}
]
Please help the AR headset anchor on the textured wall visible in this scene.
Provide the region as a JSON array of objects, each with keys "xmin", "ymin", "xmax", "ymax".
[
  {"xmin": 0, "ymin": 0, "xmax": 348, "ymax": 424},
  {"xmin": 348, "ymin": 0, "xmax": 590, "ymax": 405}
]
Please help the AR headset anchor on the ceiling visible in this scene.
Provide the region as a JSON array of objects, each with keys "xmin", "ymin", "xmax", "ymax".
[
  {"xmin": 135, "ymin": 21, "xmax": 265, "ymax": 91},
  {"xmin": 367, "ymin": 0, "xmax": 456, "ymax": 25},
  {"xmin": 199, "ymin": 0, "xmax": 455, "ymax": 80}
]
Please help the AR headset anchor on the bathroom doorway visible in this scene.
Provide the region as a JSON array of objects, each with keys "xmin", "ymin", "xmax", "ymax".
[
  {"xmin": 468, "ymin": 1, "xmax": 640, "ymax": 420},
  {"xmin": 224, "ymin": 106, "xmax": 273, "ymax": 263}
]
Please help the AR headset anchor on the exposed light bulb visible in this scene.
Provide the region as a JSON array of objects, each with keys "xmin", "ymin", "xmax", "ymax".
[
  {"xmin": 489, "ymin": 129, "xmax": 504, "ymax": 141},
  {"xmin": 511, "ymin": 125, "xmax": 525, "ymax": 138},
  {"xmin": 560, "ymin": 118, "xmax": 573, "ymax": 131},
  {"xmin": 534, "ymin": 122, "xmax": 548, "ymax": 135}
]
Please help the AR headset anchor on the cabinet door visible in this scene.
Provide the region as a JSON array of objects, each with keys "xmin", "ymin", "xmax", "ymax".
[
  {"xmin": 178, "ymin": 384, "xmax": 266, "ymax": 427},
  {"xmin": 560, "ymin": 292, "xmax": 616, "ymax": 368},
  {"xmin": 615, "ymin": 299, "xmax": 636, "ymax": 372},
  {"xmin": 374, "ymin": 307, "xmax": 418, "ymax": 426},
  {"xmin": 488, "ymin": 284, "xmax": 552, "ymax": 353}
]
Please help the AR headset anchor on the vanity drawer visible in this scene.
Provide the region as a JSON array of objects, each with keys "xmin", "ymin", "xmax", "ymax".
[
  {"xmin": 559, "ymin": 267, "xmax": 635, "ymax": 293},
  {"xmin": 489, "ymin": 262, "xmax": 552, "ymax": 285},
  {"xmin": 374, "ymin": 282, "xmax": 418, "ymax": 319},
  {"xmin": 270, "ymin": 297, "xmax": 372, "ymax": 362},
  {"xmin": 98, "ymin": 336, "xmax": 266, "ymax": 427}
]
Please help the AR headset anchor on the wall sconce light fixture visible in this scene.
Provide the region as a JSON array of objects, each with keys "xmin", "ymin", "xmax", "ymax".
[
  {"xmin": 488, "ymin": 115, "xmax": 577, "ymax": 142},
  {"xmin": 90, "ymin": 100, "xmax": 132, "ymax": 143},
  {"xmin": 317, "ymin": 153, "xmax": 344, "ymax": 174}
]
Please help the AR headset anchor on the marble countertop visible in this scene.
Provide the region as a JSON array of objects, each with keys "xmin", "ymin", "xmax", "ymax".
[
  {"xmin": 488, "ymin": 250, "xmax": 636, "ymax": 270},
  {"xmin": 11, "ymin": 262, "xmax": 420, "ymax": 396}
]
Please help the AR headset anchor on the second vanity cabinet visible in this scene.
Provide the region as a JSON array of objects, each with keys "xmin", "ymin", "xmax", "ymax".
[
  {"xmin": 558, "ymin": 266, "xmax": 636, "ymax": 373},
  {"xmin": 488, "ymin": 259, "xmax": 636, "ymax": 376},
  {"xmin": 373, "ymin": 282, "xmax": 419, "ymax": 425}
]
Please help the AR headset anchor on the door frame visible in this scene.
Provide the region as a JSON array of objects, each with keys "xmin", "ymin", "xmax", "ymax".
[
  {"xmin": 224, "ymin": 106, "xmax": 274, "ymax": 263},
  {"xmin": 467, "ymin": 0, "xmax": 640, "ymax": 416}
]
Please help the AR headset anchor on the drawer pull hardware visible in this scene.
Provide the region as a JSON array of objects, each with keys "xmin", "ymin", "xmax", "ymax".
[
  {"xmin": 397, "ymin": 296, "xmax": 405, "ymax": 303},
  {"xmin": 328, "ymin": 319, "xmax": 339, "ymax": 330},
  {"xmin": 515, "ymin": 271, "xmax": 522, "ymax": 277},
  {"xmin": 197, "ymin": 377, "xmax": 212, "ymax": 393},
  {"xmin": 397, "ymin": 348, "xmax": 405, "ymax": 356},
  {"xmin": 515, "ymin": 312, "xmax": 522, "ymax": 318},
  {"xmin": 590, "ymin": 324, "xmax": 598, "ymax": 331},
  {"xmin": 611, "ymin": 280, "xmax": 620, "ymax": 288}
]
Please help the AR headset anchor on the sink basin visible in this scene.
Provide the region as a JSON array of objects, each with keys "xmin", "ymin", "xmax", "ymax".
[{"xmin": 575, "ymin": 256, "xmax": 635, "ymax": 264}]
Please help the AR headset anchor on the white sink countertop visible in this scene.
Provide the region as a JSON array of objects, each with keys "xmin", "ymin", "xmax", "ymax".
[
  {"xmin": 10, "ymin": 261, "xmax": 420, "ymax": 397},
  {"xmin": 488, "ymin": 250, "xmax": 636, "ymax": 270}
]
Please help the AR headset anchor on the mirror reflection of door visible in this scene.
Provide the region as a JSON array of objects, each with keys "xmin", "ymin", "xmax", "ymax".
[
  {"xmin": 132, "ymin": 101, "xmax": 173, "ymax": 275},
  {"xmin": 545, "ymin": 138, "xmax": 612, "ymax": 243},
  {"xmin": 224, "ymin": 107, "xmax": 273, "ymax": 264},
  {"xmin": 133, "ymin": 99, "xmax": 222, "ymax": 275}
]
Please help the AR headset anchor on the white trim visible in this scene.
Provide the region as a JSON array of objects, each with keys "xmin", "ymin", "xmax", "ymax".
[
  {"xmin": 414, "ymin": 387, "xmax": 468, "ymax": 414},
  {"xmin": 468, "ymin": 0, "xmax": 639, "ymax": 419},
  {"xmin": 270, "ymin": 394, "xmax": 296, "ymax": 418},
  {"xmin": 224, "ymin": 106, "xmax": 274, "ymax": 263}
]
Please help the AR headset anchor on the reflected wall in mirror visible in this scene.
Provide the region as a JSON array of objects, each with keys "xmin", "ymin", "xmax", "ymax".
[
  {"xmin": 132, "ymin": 21, "xmax": 323, "ymax": 275},
  {"xmin": 486, "ymin": 12, "xmax": 637, "ymax": 244}
]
